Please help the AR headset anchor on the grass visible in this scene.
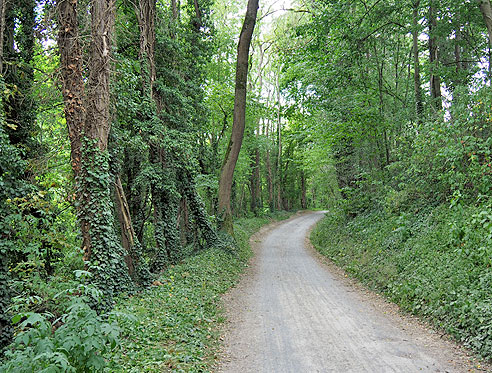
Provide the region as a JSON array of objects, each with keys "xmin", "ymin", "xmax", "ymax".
[
  {"xmin": 107, "ymin": 211, "xmax": 291, "ymax": 372},
  {"xmin": 311, "ymin": 205, "xmax": 492, "ymax": 361}
]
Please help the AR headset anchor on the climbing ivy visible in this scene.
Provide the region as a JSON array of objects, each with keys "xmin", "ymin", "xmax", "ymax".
[
  {"xmin": 0, "ymin": 120, "xmax": 33, "ymax": 352},
  {"xmin": 77, "ymin": 140, "xmax": 134, "ymax": 307}
]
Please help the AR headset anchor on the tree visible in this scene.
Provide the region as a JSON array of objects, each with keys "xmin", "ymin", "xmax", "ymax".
[
  {"xmin": 412, "ymin": 0, "xmax": 423, "ymax": 121},
  {"xmin": 218, "ymin": 0, "xmax": 259, "ymax": 234},
  {"xmin": 429, "ymin": 0, "xmax": 442, "ymax": 111},
  {"xmin": 479, "ymin": 0, "xmax": 492, "ymax": 45},
  {"xmin": 58, "ymin": 0, "xmax": 133, "ymax": 303}
]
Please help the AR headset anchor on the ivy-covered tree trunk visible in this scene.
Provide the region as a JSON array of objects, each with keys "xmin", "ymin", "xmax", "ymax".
[
  {"xmin": 58, "ymin": 0, "xmax": 134, "ymax": 301},
  {"xmin": 136, "ymin": 0, "xmax": 180, "ymax": 271},
  {"xmin": 113, "ymin": 175, "xmax": 151, "ymax": 285},
  {"xmin": 150, "ymin": 183, "xmax": 180, "ymax": 272},
  {"xmin": 3, "ymin": 0, "xmax": 37, "ymax": 159},
  {"xmin": 80, "ymin": 0, "xmax": 133, "ymax": 297},
  {"xmin": 181, "ymin": 170, "xmax": 219, "ymax": 247},
  {"xmin": 218, "ymin": 0, "xmax": 259, "ymax": 234},
  {"xmin": 0, "ymin": 254, "xmax": 12, "ymax": 353}
]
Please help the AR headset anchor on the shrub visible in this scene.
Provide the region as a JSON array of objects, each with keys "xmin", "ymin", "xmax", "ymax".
[{"xmin": 0, "ymin": 277, "xmax": 121, "ymax": 372}]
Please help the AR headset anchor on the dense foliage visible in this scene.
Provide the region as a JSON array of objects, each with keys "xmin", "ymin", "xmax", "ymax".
[
  {"xmin": 1, "ymin": 0, "xmax": 492, "ymax": 368},
  {"xmin": 289, "ymin": 0, "xmax": 492, "ymax": 360}
]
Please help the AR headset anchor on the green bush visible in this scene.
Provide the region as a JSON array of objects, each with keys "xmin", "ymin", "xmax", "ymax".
[
  {"xmin": 312, "ymin": 206, "xmax": 492, "ymax": 359},
  {"xmin": 0, "ymin": 278, "xmax": 121, "ymax": 372}
]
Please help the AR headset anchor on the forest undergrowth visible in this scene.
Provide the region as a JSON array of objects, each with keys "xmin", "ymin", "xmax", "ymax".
[
  {"xmin": 312, "ymin": 203, "xmax": 492, "ymax": 361},
  {"xmin": 0, "ymin": 212, "xmax": 290, "ymax": 372},
  {"xmin": 107, "ymin": 212, "xmax": 290, "ymax": 372}
]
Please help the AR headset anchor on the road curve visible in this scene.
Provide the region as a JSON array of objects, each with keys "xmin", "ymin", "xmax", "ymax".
[{"xmin": 219, "ymin": 211, "xmax": 466, "ymax": 373}]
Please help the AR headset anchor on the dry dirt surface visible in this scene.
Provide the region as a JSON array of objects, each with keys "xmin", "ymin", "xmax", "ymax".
[{"xmin": 216, "ymin": 211, "xmax": 487, "ymax": 373}]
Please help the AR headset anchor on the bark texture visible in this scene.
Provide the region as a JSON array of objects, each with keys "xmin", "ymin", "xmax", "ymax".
[
  {"xmin": 217, "ymin": 0, "xmax": 259, "ymax": 234},
  {"xmin": 86, "ymin": 0, "xmax": 114, "ymax": 151},
  {"xmin": 479, "ymin": 0, "xmax": 492, "ymax": 45},
  {"xmin": 58, "ymin": 0, "xmax": 88, "ymax": 253},
  {"xmin": 58, "ymin": 0, "xmax": 134, "ymax": 298},
  {"xmin": 428, "ymin": 1, "xmax": 442, "ymax": 111},
  {"xmin": 412, "ymin": 1, "xmax": 423, "ymax": 121}
]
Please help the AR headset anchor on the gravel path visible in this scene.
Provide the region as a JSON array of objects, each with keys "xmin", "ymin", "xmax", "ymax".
[{"xmin": 217, "ymin": 211, "xmax": 483, "ymax": 373}]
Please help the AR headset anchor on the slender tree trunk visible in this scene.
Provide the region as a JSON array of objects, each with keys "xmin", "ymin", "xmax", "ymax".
[
  {"xmin": 412, "ymin": 1, "xmax": 423, "ymax": 121},
  {"xmin": 0, "ymin": 0, "xmax": 5, "ymax": 74},
  {"xmin": 217, "ymin": 0, "xmax": 259, "ymax": 234},
  {"xmin": 429, "ymin": 1, "xmax": 442, "ymax": 111},
  {"xmin": 276, "ymin": 70, "xmax": 283, "ymax": 210},
  {"xmin": 254, "ymin": 146, "xmax": 261, "ymax": 208},
  {"xmin": 479, "ymin": 0, "xmax": 492, "ymax": 45},
  {"xmin": 265, "ymin": 119, "xmax": 274, "ymax": 212},
  {"xmin": 479, "ymin": 0, "xmax": 492, "ymax": 79},
  {"xmin": 171, "ymin": 0, "xmax": 178, "ymax": 20},
  {"xmin": 249, "ymin": 151, "xmax": 258, "ymax": 214},
  {"xmin": 136, "ymin": 0, "xmax": 156, "ymax": 97},
  {"xmin": 114, "ymin": 175, "xmax": 142, "ymax": 281},
  {"xmin": 300, "ymin": 171, "xmax": 307, "ymax": 209}
]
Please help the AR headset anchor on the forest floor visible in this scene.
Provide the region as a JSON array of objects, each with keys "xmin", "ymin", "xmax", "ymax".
[{"xmin": 216, "ymin": 211, "xmax": 486, "ymax": 373}]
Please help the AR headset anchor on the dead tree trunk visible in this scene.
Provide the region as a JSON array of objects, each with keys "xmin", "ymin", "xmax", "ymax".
[{"xmin": 217, "ymin": 0, "xmax": 259, "ymax": 234}]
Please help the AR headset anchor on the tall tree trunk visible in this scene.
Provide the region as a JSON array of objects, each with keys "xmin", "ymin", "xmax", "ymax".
[
  {"xmin": 217, "ymin": 0, "xmax": 259, "ymax": 234},
  {"xmin": 479, "ymin": 0, "xmax": 492, "ymax": 79},
  {"xmin": 136, "ymin": 0, "xmax": 178, "ymax": 272},
  {"xmin": 265, "ymin": 119, "xmax": 274, "ymax": 212},
  {"xmin": 0, "ymin": 0, "xmax": 5, "ymax": 74},
  {"xmin": 58, "ymin": 0, "xmax": 87, "ymax": 253},
  {"xmin": 429, "ymin": 1, "xmax": 442, "ymax": 111},
  {"xmin": 182, "ymin": 170, "xmax": 219, "ymax": 248},
  {"xmin": 276, "ymin": 70, "xmax": 283, "ymax": 210},
  {"xmin": 249, "ymin": 139, "xmax": 261, "ymax": 215},
  {"xmin": 136, "ymin": 0, "xmax": 156, "ymax": 97},
  {"xmin": 113, "ymin": 174, "xmax": 150, "ymax": 285},
  {"xmin": 59, "ymin": 0, "xmax": 134, "ymax": 300},
  {"xmin": 254, "ymin": 146, "xmax": 261, "ymax": 208},
  {"xmin": 249, "ymin": 151, "xmax": 258, "ymax": 214},
  {"xmin": 85, "ymin": 0, "xmax": 134, "ymax": 295},
  {"xmin": 300, "ymin": 171, "xmax": 307, "ymax": 209},
  {"xmin": 171, "ymin": 0, "xmax": 178, "ymax": 20},
  {"xmin": 3, "ymin": 0, "xmax": 36, "ymax": 158},
  {"xmin": 479, "ymin": 0, "xmax": 492, "ymax": 45},
  {"xmin": 412, "ymin": 1, "xmax": 423, "ymax": 121}
]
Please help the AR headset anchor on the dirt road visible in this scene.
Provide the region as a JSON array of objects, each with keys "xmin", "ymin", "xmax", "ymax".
[{"xmin": 218, "ymin": 211, "xmax": 476, "ymax": 373}]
